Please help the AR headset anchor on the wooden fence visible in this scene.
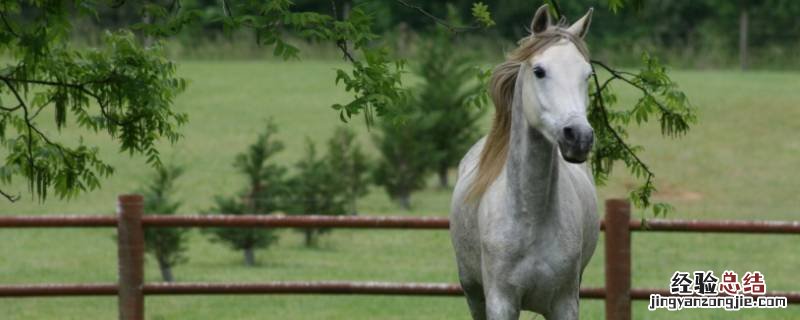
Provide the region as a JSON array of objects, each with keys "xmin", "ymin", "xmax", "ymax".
[{"xmin": 0, "ymin": 195, "xmax": 798, "ymax": 319}]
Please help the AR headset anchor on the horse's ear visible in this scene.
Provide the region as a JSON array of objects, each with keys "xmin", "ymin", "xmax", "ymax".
[
  {"xmin": 566, "ymin": 8, "xmax": 593, "ymax": 38},
  {"xmin": 530, "ymin": 4, "xmax": 551, "ymax": 35}
]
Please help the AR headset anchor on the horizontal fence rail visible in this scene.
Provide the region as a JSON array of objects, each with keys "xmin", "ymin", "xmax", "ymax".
[
  {"xmin": 0, "ymin": 215, "xmax": 118, "ymax": 227},
  {"xmin": 0, "ymin": 284, "xmax": 118, "ymax": 297},
  {"xmin": 3, "ymin": 214, "xmax": 800, "ymax": 233},
  {"xmin": 627, "ymin": 219, "xmax": 800, "ymax": 234},
  {"xmin": 1, "ymin": 195, "xmax": 799, "ymax": 320},
  {"xmin": 0, "ymin": 282, "xmax": 464, "ymax": 297},
  {"xmin": 3, "ymin": 282, "xmax": 797, "ymax": 302},
  {"xmin": 0, "ymin": 215, "xmax": 451, "ymax": 229}
]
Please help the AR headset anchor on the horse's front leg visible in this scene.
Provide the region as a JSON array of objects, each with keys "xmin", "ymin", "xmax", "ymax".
[
  {"xmin": 543, "ymin": 293, "xmax": 579, "ymax": 320},
  {"xmin": 460, "ymin": 280, "xmax": 487, "ymax": 320},
  {"xmin": 484, "ymin": 282, "xmax": 521, "ymax": 320}
]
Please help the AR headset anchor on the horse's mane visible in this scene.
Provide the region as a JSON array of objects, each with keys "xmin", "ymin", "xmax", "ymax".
[{"xmin": 466, "ymin": 26, "xmax": 590, "ymax": 202}]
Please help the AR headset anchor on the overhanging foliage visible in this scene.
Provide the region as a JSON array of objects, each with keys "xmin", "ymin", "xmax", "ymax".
[{"xmin": 1, "ymin": 0, "xmax": 696, "ymax": 216}]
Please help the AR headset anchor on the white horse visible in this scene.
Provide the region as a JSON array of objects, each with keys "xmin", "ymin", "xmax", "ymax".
[{"xmin": 450, "ymin": 5, "xmax": 599, "ymax": 320}]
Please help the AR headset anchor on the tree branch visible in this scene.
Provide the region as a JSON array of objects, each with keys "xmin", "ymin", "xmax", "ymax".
[
  {"xmin": 329, "ymin": 0, "xmax": 356, "ymax": 63},
  {"xmin": 0, "ymin": 75, "xmax": 110, "ymax": 89},
  {"xmin": 0, "ymin": 8, "xmax": 19, "ymax": 38},
  {"xmin": 590, "ymin": 65, "xmax": 656, "ymax": 184},
  {"xmin": 0, "ymin": 103, "xmax": 23, "ymax": 112},
  {"xmin": 2, "ymin": 78, "xmax": 36, "ymax": 177},
  {"xmin": 591, "ymin": 60, "xmax": 677, "ymax": 117},
  {"xmin": 2, "ymin": 78, "xmax": 83, "ymax": 197},
  {"xmin": 548, "ymin": 0, "xmax": 564, "ymax": 19},
  {"xmin": 0, "ymin": 188, "xmax": 19, "ymax": 202},
  {"xmin": 0, "ymin": 75, "xmax": 133, "ymax": 126},
  {"xmin": 394, "ymin": 0, "xmax": 482, "ymax": 33},
  {"xmin": 109, "ymin": 0, "xmax": 126, "ymax": 9},
  {"xmin": 335, "ymin": 39, "xmax": 356, "ymax": 63}
]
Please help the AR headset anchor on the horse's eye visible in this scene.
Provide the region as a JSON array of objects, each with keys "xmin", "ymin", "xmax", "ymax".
[{"xmin": 533, "ymin": 66, "xmax": 546, "ymax": 79}]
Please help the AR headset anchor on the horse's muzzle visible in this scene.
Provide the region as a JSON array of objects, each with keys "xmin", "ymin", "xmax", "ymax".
[{"xmin": 558, "ymin": 122, "xmax": 594, "ymax": 164}]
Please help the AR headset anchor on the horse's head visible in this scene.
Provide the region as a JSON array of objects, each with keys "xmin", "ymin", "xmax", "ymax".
[
  {"xmin": 470, "ymin": 5, "xmax": 597, "ymax": 200},
  {"xmin": 519, "ymin": 5, "xmax": 594, "ymax": 163}
]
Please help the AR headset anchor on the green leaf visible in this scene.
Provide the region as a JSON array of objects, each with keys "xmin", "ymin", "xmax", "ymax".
[{"xmin": 471, "ymin": 2, "xmax": 495, "ymax": 27}]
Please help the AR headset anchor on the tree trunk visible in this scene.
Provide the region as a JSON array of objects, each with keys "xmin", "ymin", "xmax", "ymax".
[
  {"xmin": 739, "ymin": 3, "xmax": 749, "ymax": 70},
  {"xmin": 438, "ymin": 164, "xmax": 449, "ymax": 188},
  {"xmin": 244, "ymin": 247, "xmax": 256, "ymax": 266},
  {"xmin": 348, "ymin": 196, "xmax": 358, "ymax": 216},
  {"xmin": 342, "ymin": 1, "xmax": 351, "ymax": 19},
  {"xmin": 304, "ymin": 229, "xmax": 315, "ymax": 247},
  {"xmin": 337, "ymin": 1, "xmax": 353, "ymax": 53},
  {"xmin": 156, "ymin": 256, "xmax": 174, "ymax": 282},
  {"xmin": 396, "ymin": 193, "xmax": 411, "ymax": 210},
  {"xmin": 142, "ymin": 14, "xmax": 153, "ymax": 47}
]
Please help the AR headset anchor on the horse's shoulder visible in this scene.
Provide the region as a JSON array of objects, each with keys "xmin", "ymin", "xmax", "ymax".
[
  {"xmin": 476, "ymin": 170, "xmax": 509, "ymax": 219},
  {"xmin": 457, "ymin": 136, "xmax": 487, "ymax": 178}
]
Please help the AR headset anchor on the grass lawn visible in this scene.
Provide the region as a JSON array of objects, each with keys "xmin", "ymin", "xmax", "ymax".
[{"xmin": 1, "ymin": 60, "xmax": 799, "ymax": 319}]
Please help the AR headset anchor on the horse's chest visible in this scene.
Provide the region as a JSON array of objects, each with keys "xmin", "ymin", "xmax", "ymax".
[
  {"xmin": 510, "ymin": 224, "xmax": 583, "ymax": 282},
  {"xmin": 486, "ymin": 218, "xmax": 585, "ymax": 307}
]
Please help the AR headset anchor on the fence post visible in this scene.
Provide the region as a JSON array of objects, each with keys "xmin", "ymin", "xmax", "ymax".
[
  {"xmin": 605, "ymin": 199, "xmax": 631, "ymax": 320},
  {"xmin": 117, "ymin": 194, "xmax": 145, "ymax": 320}
]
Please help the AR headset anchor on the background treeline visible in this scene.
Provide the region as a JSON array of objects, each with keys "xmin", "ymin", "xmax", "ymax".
[{"xmin": 60, "ymin": 0, "xmax": 800, "ymax": 69}]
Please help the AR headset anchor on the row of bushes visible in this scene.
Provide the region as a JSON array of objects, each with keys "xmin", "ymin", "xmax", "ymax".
[{"xmin": 140, "ymin": 123, "xmax": 367, "ymax": 279}]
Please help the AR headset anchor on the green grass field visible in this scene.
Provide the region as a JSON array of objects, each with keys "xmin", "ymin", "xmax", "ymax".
[{"xmin": 1, "ymin": 60, "xmax": 799, "ymax": 319}]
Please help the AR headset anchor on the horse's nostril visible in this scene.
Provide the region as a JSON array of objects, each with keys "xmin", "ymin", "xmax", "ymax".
[{"xmin": 563, "ymin": 126, "xmax": 576, "ymax": 142}]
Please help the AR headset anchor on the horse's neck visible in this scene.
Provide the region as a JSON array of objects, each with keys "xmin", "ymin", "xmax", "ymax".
[{"xmin": 506, "ymin": 71, "xmax": 559, "ymax": 219}]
